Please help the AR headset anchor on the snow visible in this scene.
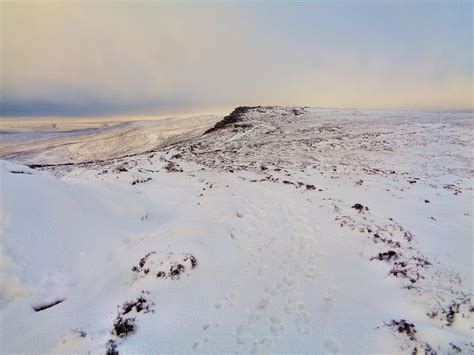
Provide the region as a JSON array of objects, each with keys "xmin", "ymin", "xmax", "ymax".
[
  {"xmin": 0, "ymin": 107, "xmax": 472, "ymax": 354},
  {"xmin": 0, "ymin": 115, "xmax": 220, "ymax": 165}
]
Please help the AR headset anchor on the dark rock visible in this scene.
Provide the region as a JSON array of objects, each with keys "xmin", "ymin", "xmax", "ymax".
[
  {"xmin": 9, "ymin": 170, "xmax": 32, "ymax": 175},
  {"xmin": 169, "ymin": 263, "xmax": 185, "ymax": 279},
  {"xmin": 131, "ymin": 177, "xmax": 152, "ymax": 185},
  {"xmin": 446, "ymin": 302, "xmax": 460, "ymax": 326},
  {"xmin": 105, "ymin": 339, "xmax": 118, "ymax": 355},
  {"xmin": 371, "ymin": 251, "xmax": 398, "ymax": 261},
  {"xmin": 386, "ymin": 319, "xmax": 417, "ymax": 340},
  {"xmin": 352, "ymin": 203, "xmax": 364, "ymax": 211},
  {"xmin": 204, "ymin": 106, "xmax": 257, "ymax": 134},
  {"xmin": 113, "ymin": 316, "xmax": 135, "ymax": 338},
  {"xmin": 32, "ymin": 299, "xmax": 65, "ymax": 312},
  {"xmin": 184, "ymin": 254, "xmax": 198, "ymax": 268}
]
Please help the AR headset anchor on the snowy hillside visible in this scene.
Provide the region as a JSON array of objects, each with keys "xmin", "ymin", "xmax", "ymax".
[
  {"xmin": 0, "ymin": 107, "xmax": 472, "ymax": 354},
  {"xmin": 0, "ymin": 115, "xmax": 220, "ymax": 165}
]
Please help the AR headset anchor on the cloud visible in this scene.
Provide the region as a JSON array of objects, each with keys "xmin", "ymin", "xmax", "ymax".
[{"xmin": 1, "ymin": 1, "xmax": 472, "ymax": 117}]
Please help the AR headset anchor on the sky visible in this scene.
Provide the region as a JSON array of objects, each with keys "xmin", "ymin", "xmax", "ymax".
[{"xmin": 1, "ymin": 1, "xmax": 472, "ymax": 119}]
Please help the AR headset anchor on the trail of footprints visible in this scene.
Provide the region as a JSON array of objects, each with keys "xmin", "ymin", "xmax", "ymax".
[{"xmin": 192, "ymin": 218, "xmax": 325, "ymax": 353}]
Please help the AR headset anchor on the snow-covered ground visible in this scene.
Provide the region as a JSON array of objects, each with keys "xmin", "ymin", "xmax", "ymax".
[
  {"xmin": 0, "ymin": 107, "xmax": 472, "ymax": 354},
  {"xmin": 0, "ymin": 115, "xmax": 220, "ymax": 165}
]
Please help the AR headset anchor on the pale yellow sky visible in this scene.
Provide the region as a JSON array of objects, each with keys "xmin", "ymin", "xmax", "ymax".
[{"xmin": 1, "ymin": 1, "xmax": 472, "ymax": 118}]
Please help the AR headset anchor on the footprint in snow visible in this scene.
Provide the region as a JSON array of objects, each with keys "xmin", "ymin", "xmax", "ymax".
[
  {"xmin": 270, "ymin": 316, "xmax": 285, "ymax": 336},
  {"xmin": 324, "ymin": 337, "xmax": 341, "ymax": 353},
  {"xmin": 192, "ymin": 341, "xmax": 200, "ymax": 351},
  {"xmin": 319, "ymin": 288, "xmax": 337, "ymax": 326},
  {"xmin": 295, "ymin": 303, "xmax": 312, "ymax": 335},
  {"xmin": 248, "ymin": 310, "xmax": 263, "ymax": 323},
  {"xmin": 236, "ymin": 324, "xmax": 251, "ymax": 344},
  {"xmin": 251, "ymin": 336, "xmax": 275, "ymax": 354},
  {"xmin": 285, "ymin": 296, "xmax": 297, "ymax": 315},
  {"xmin": 256, "ymin": 297, "xmax": 270, "ymax": 310},
  {"xmin": 264, "ymin": 286, "xmax": 278, "ymax": 296}
]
